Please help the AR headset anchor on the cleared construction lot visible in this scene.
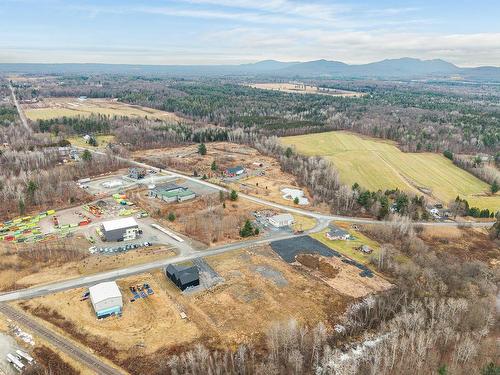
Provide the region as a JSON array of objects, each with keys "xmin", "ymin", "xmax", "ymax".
[
  {"xmin": 133, "ymin": 142, "xmax": 319, "ymax": 210},
  {"xmin": 16, "ymin": 245, "xmax": 351, "ymax": 374}
]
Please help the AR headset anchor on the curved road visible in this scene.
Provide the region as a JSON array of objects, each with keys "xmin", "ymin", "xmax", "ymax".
[
  {"xmin": 0, "ymin": 148, "xmax": 494, "ymax": 303},
  {"xmin": 81, "ymin": 147, "xmax": 495, "ymax": 228}
]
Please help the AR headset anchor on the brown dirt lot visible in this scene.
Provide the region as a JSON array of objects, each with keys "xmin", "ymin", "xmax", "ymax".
[
  {"xmin": 131, "ymin": 187, "xmax": 266, "ymax": 246},
  {"xmin": 18, "ymin": 274, "xmax": 201, "ymax": 363},
  {"xmin": 133, "ymin": 142, "xmax": 321, "ymax": 210},
  {"xmin": 0, "ymin": 236, "xmax": 176, "ymax": 292},
  {"xmin": 296, "ymin": 254, "xmax": 392, "ymax": 298},
  {"xmin": 418, "ymin": 226, "xmax": 500, "ymax": 264},
  {"xmin": 19, "ymin": 246, "xmax": 350, "ymax": 374}
]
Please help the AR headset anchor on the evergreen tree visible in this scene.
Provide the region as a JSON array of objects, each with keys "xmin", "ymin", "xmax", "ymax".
[
  {"xmin": 230, "ymin": 190, "xmax": 238, "ymax": 201},
  {"xmin": 491, "ymin": 180, "xmax": 499, "ymax": 194},
  {"xmin": 198, "ymin": 143, "xmax": 207, "ymax": 155},
  {"xmin": 82, "ymin": 149, "xmax": 92, "ymax": 162}
]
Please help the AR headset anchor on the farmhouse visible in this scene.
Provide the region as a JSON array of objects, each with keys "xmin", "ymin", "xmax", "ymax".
[
  {"xmin": 165, "ymin": 264, "xmax": 200, "ymax": 291},
  {"xmin": 281, "ymin": 188, "xmax": 309, "ymax": 205},
  {"xmin": 268, "ymin": 213, "xmax": 294, "ymax": 228},
  {"xmin": 101, "ymin": 217, "xmax": 139, "ymax": 242},
  {"xmin": 150, "ymin": 183, "xmax": 196, "ymax": 203},
  {"xmin": 326, "ymin": 225, "xmax": 350, "ymax": 241},
  {"xmin": 89, "ymin": 281, "xmax": 123, "ymax": 319},
  {"xmin": 224, "ymin": 166, "xmax": 245, "ymax": 177}
]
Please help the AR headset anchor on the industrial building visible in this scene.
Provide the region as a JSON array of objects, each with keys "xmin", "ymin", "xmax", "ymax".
[
  {"xmin": 150, "ymin": 183, "xmax": 196, "ymax": 203},
  {"xmin": 88, "ymin": 281, "xmax": 123, "ymax": 319},
  {"xmin": 165, "ymin": 264, "xmax": 200, "ymax": 291},
  {"xmin": 268, "ymin": 213, "xmax": 294, "ymax": 228},
  {"xmin": 100, "ymin": 217, "xmax": 139, "ymax": 242}
]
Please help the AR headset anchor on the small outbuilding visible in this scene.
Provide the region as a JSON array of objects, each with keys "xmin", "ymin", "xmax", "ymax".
[
  {"xmin": 165, "ymin": 264, "xmax": 200, "ymax": 291},
  {"xmin": 326, "ymin": 225, "xmax": 350, "ymax": 241},
  {"xmin": 358, "ymin": 244, "xmax": 373, "ymax": 254},
  {"xmin": 101, "ymin": 217, "xmax": 139, "ymax": 242},
  {"xmin": 89, "ymin": 281, "xmax": 123, "ymax": 319},
  {"xmin": 268, "ymin": 213, "xmax": 294, "ymax": 228},
  {"xmin": 129, "ymin": 167, "xmax": 147, "ymax": 180},
  {"xmin": 224, "ymin": 166, "xmax": 245, "ymax": 177}
]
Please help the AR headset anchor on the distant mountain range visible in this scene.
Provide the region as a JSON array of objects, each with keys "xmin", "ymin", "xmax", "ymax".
[{"xmin": 1, "ymin": 58, "xmax": 499, "ymax": 82}]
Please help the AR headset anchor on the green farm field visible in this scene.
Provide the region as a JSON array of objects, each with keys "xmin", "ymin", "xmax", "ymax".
[{"xmin": 281, "ymin": 131, "xmax": 500, "ymax": 211}]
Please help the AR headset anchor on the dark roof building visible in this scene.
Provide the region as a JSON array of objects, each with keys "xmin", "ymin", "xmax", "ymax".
[
  {"xmin": 224, "ymin": 166, "xmax": 245, "ymax": 177},
  {"xmin": 150, "ymin": 183, "xmax": 196, "ymax": 203},
  {"xmin": 165, "ymin": 264, "xmax": 200, "ymax": 291},
  {"xmin": 326, "ymin": 225, "xmax": 350, "ymax": 240}
]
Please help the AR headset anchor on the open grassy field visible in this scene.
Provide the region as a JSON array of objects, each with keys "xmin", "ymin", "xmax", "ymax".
[
  {"xmin": 67, "ymin": 134, "xmax": 115, "ymax": 149},
  {"xmin": 310, "ymin": 222, "xmax": 381, "ymax": 266},
  {"xmin": 248, "ymin": 83, "xmax": 365, "ymax": 97},
  {"xmin": 23, "ymin": 97, "xmax": 183, "ymax": 121},
  {"xmin": 281, "ymin": 131, "xmax": 500, "ymax": 211}
]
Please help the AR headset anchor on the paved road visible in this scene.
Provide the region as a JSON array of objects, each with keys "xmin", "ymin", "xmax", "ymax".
[
  {"xmin": 125, "ymin": 155, "xmax": 495, "ymax": 228},
  {"xmin": 78, "ymin": 148, "xmax": 495, "ymax": 229},
  {"xmin": 8, "ymin": 82, "xmax": 31, "ymax": 133},
  {"xmin": 0, "ymin": 148, "xmax": 489, "ymax": 303},
  {"xmin": 0, "ymin": 304, "xmax": 123, "ymax": 375},
  {"xmin": 0, "ymin": 230, "xmax": 315, "ymax": 302}
]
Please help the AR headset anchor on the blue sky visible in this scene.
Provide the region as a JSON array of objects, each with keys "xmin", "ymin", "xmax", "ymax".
[{"xmin": 1, "ymin": 0, "xmax": 499, "ymax": 66}]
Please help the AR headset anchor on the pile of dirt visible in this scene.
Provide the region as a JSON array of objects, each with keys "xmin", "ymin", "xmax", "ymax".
[{"xmin": 296, "ymin": 254, "xmax": 340, "ymax": 278}]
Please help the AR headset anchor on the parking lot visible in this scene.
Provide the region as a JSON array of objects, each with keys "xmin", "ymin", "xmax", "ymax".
[{"xmin": 81, "ymin": 172, "xmax": 177, "ymax": 196}]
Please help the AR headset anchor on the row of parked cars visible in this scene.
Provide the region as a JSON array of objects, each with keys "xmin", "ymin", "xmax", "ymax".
[{"xmin": 88, "ymin": 241, "xmax": 152, "ymax": 254}]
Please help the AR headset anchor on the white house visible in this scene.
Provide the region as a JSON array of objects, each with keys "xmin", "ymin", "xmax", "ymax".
[
  {"xmin": 268, "ymin": 213, "xmax": 294, "ymax": 228},
  {"xmin": 326, "ymin": 225, "xmax": 350, "ymax": 241},
  {"xmin": 89, "ymin": 281, "xmax": 123, "ymax": 319}
]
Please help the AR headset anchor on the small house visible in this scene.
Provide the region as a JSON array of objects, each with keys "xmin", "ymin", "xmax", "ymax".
[
  {"xmin": 268, "ymin": 213, "xmax": 294, "ymax": 228},
  {"xmin": 224, "ymin": 166, "xmax": 245, "ymax": 177},
  {"xmin": 165, "ymin": 264, "xmax": 200, "ymax": 291},
  {"xmin": 326, "ymin": 225, "xmax": 350, "ymax": 241}
]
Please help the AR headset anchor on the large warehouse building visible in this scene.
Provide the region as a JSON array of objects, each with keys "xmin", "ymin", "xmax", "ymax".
[
  {"xmin": 150, "ymin": 183, "xmax": 196, "ymax": 203},
  {"xmin": 88, "ymin": 281, "xmax": 123, "ymax": 319},
  {"xmin": 100, "ymin": 217, "xmax": 139, "ymax": 242}
]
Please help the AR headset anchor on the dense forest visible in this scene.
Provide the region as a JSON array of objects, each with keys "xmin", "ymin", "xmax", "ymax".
[{"xmin": 17, "ymin": 75, "xmax": 499, "ymax": 154}]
